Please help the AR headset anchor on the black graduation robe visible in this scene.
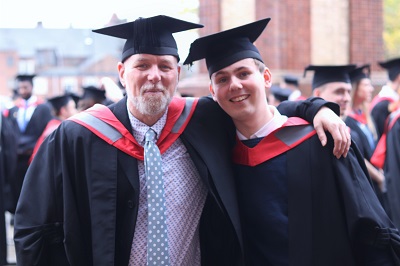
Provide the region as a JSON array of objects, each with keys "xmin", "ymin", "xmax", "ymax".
[
  {"xmin": 371, "ymin": 99, "xmax": 391, "ymax": 140},
  {"xmin": 13, "ymin": 96, "xmax": 332, "ymax": 266},
  {"xmin": 5, "ymin": 102, "xmax": 52, "ymax": 213},
  {"xmin": 233, "ymin": 124, "xmax": 400, "ymax": 266},
  {"xmin": 381, "ymin": 110, "xmax": 400, "ymax": 231}
]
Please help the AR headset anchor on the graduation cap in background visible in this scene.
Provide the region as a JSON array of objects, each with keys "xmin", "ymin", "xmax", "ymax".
[
  {"xmin": 93, "ymin": 15, "xmax": 203, "ymax": 62},
  {"xmin": 303, "ymin": 64, "xmax": 356, "ymax": 90},
  {"xmin": 15, "ymin": 74, "xmax": 36, "ymax": 83},
  {"xmin": 283, "ymin": 75, "xmax": 299, "ymax": 86},
  {"xmin": 270, "ymin": 85, "xmax": 292, "ymax": 102},
  {"xmin": 349, "ymin": 64, "xmax": 371, "ymax": 84},
  {"xmin": 378, "ymin": 57, "xmax": 400, "ymax": 81},
  {"xmin": 82, "ymin": 86, "xmax": 106, "ymax": 102},
  {"xmin": 48, "ymin": 94, "xmax": 73, "ymax": 113},
  {"xmin": 67, "ymin": 92, "xmax": 81, "ymax": 106},
  {"xmin": 183, "ymin": 18, "xmax": 271, "ymax": 77}
]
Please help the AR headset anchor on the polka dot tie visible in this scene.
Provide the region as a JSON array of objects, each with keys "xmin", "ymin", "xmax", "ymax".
[{"xmin": 144, "ymin": 128, "xmax": 170, "ymax": 266}]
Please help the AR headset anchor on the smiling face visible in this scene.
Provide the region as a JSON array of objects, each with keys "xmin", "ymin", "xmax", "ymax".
[
  {"xmin": 118, "ymin": 53, "xmax": 180, "ymax": 125},
  {"xmin": 209, "ymin": 58, "xmax": 273, "ymax": 127}
]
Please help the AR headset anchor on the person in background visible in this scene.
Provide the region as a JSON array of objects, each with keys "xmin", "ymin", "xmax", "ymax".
[
  {"xmin": 344, "ymin": 65, "xmax": 387, "ymax": 204},
  {"xmin": 3, "ymin": 74, "xmax": 52, "ymax": 214},
  {"xmin": 14, "ymin": 15, "xmax": 350, "ymax": 266},
  {"xmin": 184, "ymin": 17, "xmax": 400, "ymax": 265},
  {"xmin": 29, "ymin": 93, "xmax": 78, "ymax": 163},
  {"xmin": 370, "ymin": 57, "xmax": 400, "ymax": 139},
  {"xmin": 0, "ymin": 112, "xmax": 17, "ymax": 265},
  {"xmin": 77, "ymin": 85, "xmax": 108, "ymax": 111},
  {"xmin": 267, "ymin": 85, "xmax": 292, "ymax": 107},
  {"xmin": 280, "ymin": 74, "xmax": 306, "ymax": 101}
]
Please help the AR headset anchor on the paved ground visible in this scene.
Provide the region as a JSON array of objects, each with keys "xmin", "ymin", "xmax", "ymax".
[{"xmin": 5, "ymin": 212, "xmax": 16, "ymax": 265}]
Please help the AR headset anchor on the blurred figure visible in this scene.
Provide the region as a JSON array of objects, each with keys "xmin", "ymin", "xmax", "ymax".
[
  {"xmin": 0, "ymin": 112, "xmax": 17, "ymax": 265},
  {"xmin": 344, "ymin": 65, "xmax": 387, "ymax": 207},
  {"xmin": 370, "ymin": 58, "xmax": 400, "ymax": 139},
  {"xmin": 280, "ymin": 75, "xmax": 306, "ymax": 101},
  {"xmin": 77, "ymin": 85, "xmax": 107, "ymax": 111},
  {"xmin": 30, "ymin": 94, "xmax": 78, "ymax": 163},
  {"xmin": 3, "ymin": 74, "xmax": 52, "ymax": 213},
  {"xmin": 267, "ymin": 85, "xmax": 291, "ymax": 107}
]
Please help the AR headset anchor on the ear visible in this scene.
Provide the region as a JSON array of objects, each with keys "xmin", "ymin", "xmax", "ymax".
[
  {"xmin": 263, "ymin": 68, "xmax": 272, "ymax": 88},
  {"xmin": 313, "ymin": 88, "xmax": 321, "ymax": 97},
  {"xmin": 177, "ymin": 65, "xmax": 181, "ymax": 81},
  {"xmin": 117, "ymin": 62, "xmax": 126, "ymax": 87},
  {"xmin": 209, "ymin": 83, "xmax": 217, "ymax": 101}
]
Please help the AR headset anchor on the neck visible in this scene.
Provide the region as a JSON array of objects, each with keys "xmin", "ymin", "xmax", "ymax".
[{"xmin": 234, "ymin": 105, "xmax": 274, "ymax": 139}]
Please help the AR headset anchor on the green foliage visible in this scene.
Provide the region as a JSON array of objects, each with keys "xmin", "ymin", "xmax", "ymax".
[{"xmin": 384, "ymin": 0, "xmax": 400, "ymax": 57}]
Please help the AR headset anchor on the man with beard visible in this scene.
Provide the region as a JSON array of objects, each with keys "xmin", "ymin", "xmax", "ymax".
[
  {"xmin": 14, "ymin": 15, "xmax": 350, "ymax": 266},
  {"xmin": 3, "ymin": 74, "xmax": 52, "ymax": 214}
]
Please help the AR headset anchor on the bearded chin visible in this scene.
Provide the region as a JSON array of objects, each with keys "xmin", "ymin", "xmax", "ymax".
[{"xmin": 132, "ymin": 92, "xmax": 172, "ymax": 116}]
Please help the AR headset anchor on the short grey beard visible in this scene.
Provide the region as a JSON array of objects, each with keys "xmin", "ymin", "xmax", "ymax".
[{"xmin": 130, "ymin": 83, "xmax": 173, "ymax": 116}]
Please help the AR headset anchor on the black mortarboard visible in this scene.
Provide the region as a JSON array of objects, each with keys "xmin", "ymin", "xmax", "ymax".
[
  {"xmin": 183, "ymin": 18, "xmax": 271, "ymax": 77},
  {"xmin": 82, "ymin": 86, "xmax": 106, "ymax": 101},
  {"xmin": 378, "ymin": 57, "xmax": 400, "ymax": 81},
  {"xmin": 93, "ymin": 15, "xmax": 203, "ymax": 62},
  {"xmin": 48, "ymin": 94, "xmax": 73, "ymax": 112},
  {"xmin": 270, "ymin": 85, "xmax": 292, "ymax": 102},
  {"xmin": 67, "ymin": 92, "xmax": 81, "ymax": 106},
  {"xmin": 303, "ymin": 64, "xmax": 356, "ymax": 90},
  {"xmin": 283, "ymin": 75, "xmax": 299, "ymax": 86},
  {"xmin": 15, "ymin": 74, "xmax": 35, "ymax": 82},
  {"xmin": 349, "ymin": 64, "xmax": 370, "ymax": 83}
]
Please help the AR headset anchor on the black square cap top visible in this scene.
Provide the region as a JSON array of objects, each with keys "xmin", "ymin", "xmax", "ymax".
[
  {"xmin": 15, "ymin": 74, "xmax": 36, "ymax": 82},
  {"xmin": 183, "ymin": 18, "xmax": 271, "ymax": 77},
  {"xmin": 270, "ymin": 85, "xmax": 292, "ymax": 102},
  {"xmin": 304, "ymin": 64, "xmax": 356, "ymax": 90},
  {"xmin": 93, "ymin": 15, "xmax": 203, "ymax": 63},
  {"xmin": 283, "ymin": 75, "xmax": 299, "ymax": 86},
  {"xmin": 48, "ymin": 94, "xmax": 73, "ymax": 112},
  {"xmin": 349, "ymin": 64, "xmax": 370, "ymax": 84},
  {"xmin": 82, "ymin": 86, "xmax": 106, "ymax": 101},
  {"xmin": 378, "ymin": 57, "xmax": 400, "ymax": 81}
]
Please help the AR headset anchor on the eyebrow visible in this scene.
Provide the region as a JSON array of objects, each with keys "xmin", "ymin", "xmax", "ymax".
[{"xmin": 214, "ymin": 66, "xmax": 249, "ymax": 78}]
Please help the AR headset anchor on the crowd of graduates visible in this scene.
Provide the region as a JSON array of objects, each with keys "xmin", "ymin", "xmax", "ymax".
[{"xmin": 0, "ymin": 75, "xmax": 123, "ymax": 264}]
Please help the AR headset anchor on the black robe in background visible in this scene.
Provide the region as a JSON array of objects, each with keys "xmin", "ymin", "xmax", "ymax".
[
  {"xmin": 6, "ymin": 102, "xmax": 52, "ymax": 213},
  {"xmin": 13, "ymin": 96, "xmax": 331, "ymax": 266},
  {"xmin": 371, "ymin": 100, "xmax": 391, "ymax": 140},
  {"xmin": 382, "ymin": 110, "xmax": 400, "ymax": 230}
]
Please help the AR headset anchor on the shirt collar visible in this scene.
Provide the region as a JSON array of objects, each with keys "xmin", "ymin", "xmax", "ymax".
[
  {"xmin": 126, "ymin": 104, "xmax": 167, "ymax": 146},
  {"xmin": 237, "ymin": 105, "xmax": 288, "ymax": 140}
]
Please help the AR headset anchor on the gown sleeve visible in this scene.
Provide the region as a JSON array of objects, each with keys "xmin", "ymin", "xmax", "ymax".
[{"xmin": 277, "ymin": 97, "xmax": 340, "ymax": 124}]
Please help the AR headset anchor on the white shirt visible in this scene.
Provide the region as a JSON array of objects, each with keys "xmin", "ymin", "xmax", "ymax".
[
  {"xmin": 237, "ymin": 106, "xmax": 288, "ymax": 140},
  {"xmin": 17, "ymin": 95, "xmax": 38, "ymax": 131},
  {"xmin": 128, "ymin": 107, "xmax": 207, "ymax": 266}
]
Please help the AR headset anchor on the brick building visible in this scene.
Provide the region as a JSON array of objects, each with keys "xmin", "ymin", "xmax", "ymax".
[{"xmin": 178, "ymin": 0, "xmax": 387, "ymax": 97}]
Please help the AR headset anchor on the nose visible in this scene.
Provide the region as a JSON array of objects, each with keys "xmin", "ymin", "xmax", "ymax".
[
  {"xmin": 229, "ymin": 76, "xmax": 243, "ymax": 91},
  {"xmin": 147, "ymin": 65, "xmax": 161, "ymax": 83}
]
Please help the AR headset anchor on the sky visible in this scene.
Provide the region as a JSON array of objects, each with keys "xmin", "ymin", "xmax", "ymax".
[{"xmin": 0, "ymin": 0, "xmax": 199, "ymax": 29}]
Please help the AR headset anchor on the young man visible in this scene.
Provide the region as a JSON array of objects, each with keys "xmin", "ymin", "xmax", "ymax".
[
  {"xmin": 14, "ymin": 15, "xmax": 350, "ymax": 265},
  {"xmin": 184, "ymin": 17, "xmax": 400, "ymax": 265},
  {"xmin": 3, "ymin": 74, "xmax": 52, "ymax": 214}
]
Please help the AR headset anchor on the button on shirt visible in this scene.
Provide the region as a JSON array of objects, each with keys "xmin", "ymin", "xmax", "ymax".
[{"xmin": 128, "ymin": 107, "xmax": 207, "ymax": 266}]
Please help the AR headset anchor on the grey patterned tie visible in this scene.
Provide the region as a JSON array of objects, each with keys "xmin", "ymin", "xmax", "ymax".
[{"xmin": 144, "ymin": 128, "xmax": 170, "ymax": 266}]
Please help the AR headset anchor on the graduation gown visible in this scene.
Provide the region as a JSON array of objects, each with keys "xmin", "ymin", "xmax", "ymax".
[
  {"xmin": 380, "ymin": 110, "xmax": 400, "ymax": 230},
  {"xmin": 371, "ymin": 99, "xmax": 392, "ymax": 139},
  {"xmin": 13, "ymin": 96, "xmax": 332, "ymax": 266},
  {"xmin": 233, "ymin": 122, "xmax": 400, "ymax": 266}
]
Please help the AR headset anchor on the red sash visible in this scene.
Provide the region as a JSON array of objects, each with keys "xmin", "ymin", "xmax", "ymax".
[
  {"xmin": 233, "ymin": 117, "xmax": 317, "ymax": 166},
  {"xmin": 370, "ymin": 110, "xmax": 400, "ymax": 169},
  {"xmin": 29, "ymin": 119, "xmax": 62, "ymax": 163},
  {"xmin": 69, "ymin": 97, "xmax": 198, "ymax": 160}
]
